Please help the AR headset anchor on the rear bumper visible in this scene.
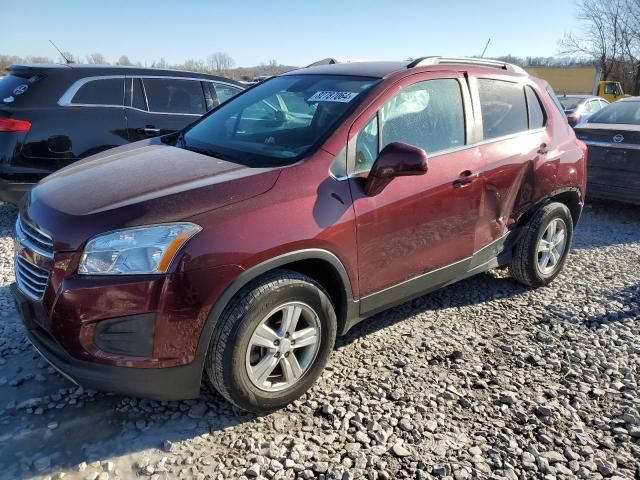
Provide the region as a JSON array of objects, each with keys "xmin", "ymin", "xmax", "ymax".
[
  {"xmin": 0, "ymin": 177, "xmax": 34, "ymax": 204},
  {"xmin": 587, "ymin": 182, "xmax": 640, "ymax": 205},
  {"xmin": 11, "ymin": 283, "xmax": 204, "ymax": 400}
]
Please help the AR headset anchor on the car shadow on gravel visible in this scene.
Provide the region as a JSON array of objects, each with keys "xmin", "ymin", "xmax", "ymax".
[
  {"xmin": 338, "ymin": 269, "xmax": 529, "ymax": 348},
  {"xmin": 0, "ymin": 286, "xmax": 254, "ymax": 479}
]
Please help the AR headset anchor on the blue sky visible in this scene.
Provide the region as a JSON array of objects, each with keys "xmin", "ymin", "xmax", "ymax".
[{"xmin": 2, "ymin": 0, "xmax": 578, "ymax": 67}]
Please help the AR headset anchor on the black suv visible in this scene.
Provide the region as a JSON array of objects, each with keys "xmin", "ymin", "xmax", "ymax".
[{"xmin": 0, "ymin": 64, "xmax": 243, "ymax": 203}]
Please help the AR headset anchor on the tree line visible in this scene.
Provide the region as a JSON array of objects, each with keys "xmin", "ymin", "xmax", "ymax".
[
  {"xmin": 559, "ymin": 0, "xmax": 640, "ymax": 94},
  {"xmin": 0, "ymin": 52, "xmax": 294, "ymax": 82}
]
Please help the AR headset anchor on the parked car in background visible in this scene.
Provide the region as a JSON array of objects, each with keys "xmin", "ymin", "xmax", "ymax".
[
  {"xmin": 558, "ymin": 94, "xmax": 609, "ymax": 127},
  {"xmin": 574, "ymin": 97, "xmax": 640, "ymax": 205},
  {"xmin": 13, "ymin": 57, "xmax": 586, "ymax": 413},
  {"xmin": 0, "ymin": 64, "xmax": 243, "ymax": 203}
]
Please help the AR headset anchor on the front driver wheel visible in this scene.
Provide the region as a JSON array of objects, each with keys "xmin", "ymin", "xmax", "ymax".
[{"xmin": 205, "ymin": 270, "xmax": 337, "ymax": 413}]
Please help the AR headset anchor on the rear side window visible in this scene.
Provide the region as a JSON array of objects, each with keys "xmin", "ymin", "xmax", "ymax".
[
  {"xmin": 0, "ymin": 74, "xmax": 44, "ymax": 106},
  {"xmin": 72, "ymin": 78, "xmax": 124, "ymax": 106},
  {"xmin": 478, "ymin": 79, "xmax": 527, "ymax": 139},
  {"xmin": 525, "ymin": 86, "xmax": 545, "ymax": 129},
  {"xmin": 143, "ymin": 78, "xmax": 206, "ymax": 114},
  {"xmin": 214, "ymin": 83, "xmax": 242, "ymax": 103}
]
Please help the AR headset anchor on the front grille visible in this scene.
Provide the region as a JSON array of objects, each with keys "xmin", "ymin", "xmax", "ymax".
[
  {"xmin": 15, "ymin": 256, "xmax": 50, "ymax": 300},
  {"xmin": 15, "ymin": 215, "xmax": 54, "ymax": 301},
  {"xmin": 16, "ymin": 216, "xmax": 54, "ymax": 258}
]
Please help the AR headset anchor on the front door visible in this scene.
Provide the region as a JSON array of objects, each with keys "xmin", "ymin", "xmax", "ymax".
[{"xmin": 348, "ymin": 73, "xmax": 484, "ymax": 311}]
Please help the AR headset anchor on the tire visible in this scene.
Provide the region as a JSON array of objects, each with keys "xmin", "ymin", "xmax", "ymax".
[
  {"xmin": 511, "ymin": 202, "xmax": 573, "ymax": 287},
  {"xmin": 205, "ymin": 269, "xmax": 337, "ymax": 413}
]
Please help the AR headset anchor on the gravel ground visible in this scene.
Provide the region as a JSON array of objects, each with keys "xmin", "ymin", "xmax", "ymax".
[{"xmin": 0, "ymin": 200, "xmax": 638, "ymax": 480}]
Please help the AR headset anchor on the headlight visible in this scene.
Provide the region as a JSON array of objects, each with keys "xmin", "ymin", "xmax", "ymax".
[{"xmin": 78, "ymin": 223, "xmax": 201, "ymax": 275}]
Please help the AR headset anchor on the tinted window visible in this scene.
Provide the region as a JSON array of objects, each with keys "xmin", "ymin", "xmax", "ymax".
[
  {"xmin": 478, "ymin": 79, "xmax": 528, "ymax": 139},
  {"xmin": 214, "ymin": 84, "xmax": 242, "ymax": 103},
  {"xmin": 72, "ymin": 78, "xmax": 124, "ymax": 106},
  {"xmin": 143, "ymin": 78, "xmax": 206, "ymax": 114},
  {"xmin": 381, "ymin": 79, "xmax": 465, "ymax": 154},
  {"xmin": 588, "ymin": 101, "xmax": 640, "ymax": 124},
  {"xmin": 525, "ymin": 86, "xmax": 545, "ymax": 128},
  {"xmin": 0, "ymin": 74, "xmax": 44, "ymax": 106},
  {"xmin": 355, "ymin": 114, "xmax": 379, "ymax": 173},
  {"xmin": 131, "ymin": 78, "xmax": 146, "ymax": 110},
  {"xmin": 183, "ymin": 75, "xmax": 377, "ymax": 167}
]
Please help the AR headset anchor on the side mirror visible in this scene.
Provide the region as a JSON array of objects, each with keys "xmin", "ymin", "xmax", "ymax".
[{"xmin": 364, "ymin": 142, "xmax": 428, "ymax": 196}]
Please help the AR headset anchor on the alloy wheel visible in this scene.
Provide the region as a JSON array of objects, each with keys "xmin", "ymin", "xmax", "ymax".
[{"xmin": 245, "ymin": 302, "xmax": 321, "ymax": 392}]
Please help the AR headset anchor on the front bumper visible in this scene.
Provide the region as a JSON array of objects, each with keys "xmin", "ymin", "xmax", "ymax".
[
  {"xmin": 0, "ymin": 177, "xmax": 34, "ymax": 204},
  {"xmin": 11, "ymin": 283, "xmax": 204, "ymax": 400}
]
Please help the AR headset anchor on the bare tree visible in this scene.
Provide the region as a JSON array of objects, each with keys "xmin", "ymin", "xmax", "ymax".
[
  {"xmin": 116, "ymin": 55, "xmax": 133, "ymax": 66},
  {"xmin": 183, "ymin": 58, "xmax": 207, "ymax": 73},
  {"xmin": 559, "ymin": 0, "xmax": 626, "ymax": 79},
  {"xmin": 207, "ymin": 52, "xmax": 235, "ymax": 73},
  {"xmin": 85, "ymin": 53, "xmax": 108, "ymax": 65}
]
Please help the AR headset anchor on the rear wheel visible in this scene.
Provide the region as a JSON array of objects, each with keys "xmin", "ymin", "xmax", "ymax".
[
  {"xmin": 511, "ymin": 202, "xmax": 573, "ymax": 287},
  {"xmin": 205, "ymin": 270, "xmax": 336, "ymax": 413}
]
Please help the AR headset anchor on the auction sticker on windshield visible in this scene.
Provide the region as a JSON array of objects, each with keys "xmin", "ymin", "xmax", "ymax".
[{"xmin": 308, "ymin": 91, "xmax": 359, "ymax": 102}]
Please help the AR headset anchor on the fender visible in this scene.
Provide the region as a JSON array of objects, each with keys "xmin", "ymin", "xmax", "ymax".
[{"xmin": 194, "ymin": 248, "xmax": 357, "ymax": 358}]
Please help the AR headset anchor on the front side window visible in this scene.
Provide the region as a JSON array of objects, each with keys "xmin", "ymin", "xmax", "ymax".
[
  {"xmin": 72, "ymin": 78, "xmax": 124, "ymax": 106},
  {"xmin": 353, "ymin": 79, "xmax": 465, "ymax": 174},
  {"xmin": 478, "ymin": 79, "xmax": 528, "ymax": 139},
  {"xmin": 381, "ymin": 79, "xmax": 465, "ymax": 154},
  {"xmin": 355, "ymin": 114, "xmax": 379, "ymax": 173},
  {"xmin": 182, "ymin": 75, "xmax": 378, "ymax": 167},
  {"xmin": 143, "ymin": 78, "xmax": 206, "ymax": 114}
]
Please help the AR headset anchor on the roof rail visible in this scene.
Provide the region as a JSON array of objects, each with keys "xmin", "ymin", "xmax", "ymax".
[{"xmin": 407, "ymin": 56, "xmax": 527, "ymax": 75}]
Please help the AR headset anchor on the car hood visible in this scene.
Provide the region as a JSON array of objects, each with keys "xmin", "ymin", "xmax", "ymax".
[{"xmin": 25, "ymin": 139, "xmax": 280, "ymax": 251}]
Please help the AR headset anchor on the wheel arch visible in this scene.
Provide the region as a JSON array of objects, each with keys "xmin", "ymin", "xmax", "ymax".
[
  {"xmin": 195, "ymin": 249, "xmax": 357, "ymax": 357},
  {"xmin": 517, "ymin": 188, "xmax": 583, "ymax": 228}
]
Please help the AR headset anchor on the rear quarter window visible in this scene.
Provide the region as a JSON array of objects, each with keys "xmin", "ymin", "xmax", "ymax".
[{"xmin": 71, "ymin": 78, "xmax": 124, "ymax": 106}]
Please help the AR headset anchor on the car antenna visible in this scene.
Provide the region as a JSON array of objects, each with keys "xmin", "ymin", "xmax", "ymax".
[
  {"xmin": 49, "ymin": 40, "xmax": 74, "ymax": 64},
  {"xmin": 480, "ymin": 38, "xmax": 491, "ymax": 58}
]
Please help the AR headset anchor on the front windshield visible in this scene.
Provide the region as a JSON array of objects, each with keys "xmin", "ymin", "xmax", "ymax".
[
  {"xmin": 588, "ymin": 101, "xmax": 640, "ymax": 124},
  {"xmin": 182, "ymin": 74, "xmax": 378, "ymax": 167},
  {"xmin": 558, "ymin": 97, "xmax": 582, "ymax": 111}
]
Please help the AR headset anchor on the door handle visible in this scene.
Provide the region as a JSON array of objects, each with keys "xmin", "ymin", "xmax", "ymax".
[
  {"xmin": 143, "ymin": 127, "xmax": 161, "ymax": 135},
  {"xmin": 538, "ymin": 143, "xmax": 549, "ymax": 155},
  {"xmin": 453, "ymin": 170, "xmax": 478, "ymax": 188}
]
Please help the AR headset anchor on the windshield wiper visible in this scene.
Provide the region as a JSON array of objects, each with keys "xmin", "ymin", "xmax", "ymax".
[{"xmin": 182, "ymin": 143, "xmax": 233, "ymax": 162}]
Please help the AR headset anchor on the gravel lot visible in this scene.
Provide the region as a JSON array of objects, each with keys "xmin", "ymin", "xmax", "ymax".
[{"xmin": 0, "ymin": 200, "xmax": 638, "ymax": 480}]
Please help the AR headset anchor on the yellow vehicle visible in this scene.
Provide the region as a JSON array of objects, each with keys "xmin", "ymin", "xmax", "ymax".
[{"xmin": 526, "ymin": 67, "xmax": 627, "ymax": 103}]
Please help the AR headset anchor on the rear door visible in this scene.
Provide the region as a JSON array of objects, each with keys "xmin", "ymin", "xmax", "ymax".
[
  {"xmin": 470, "ymin": 77, "xmax": 550, "ymax": 250},
  {"xmin": 125, "ymin": 77, "xmax": 207, "ymax": 142}
]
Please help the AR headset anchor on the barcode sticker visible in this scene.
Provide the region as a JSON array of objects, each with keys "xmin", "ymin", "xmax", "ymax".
[{"xmin": 307, "ymin": 91, "xmax": 359, "ymax": 102}]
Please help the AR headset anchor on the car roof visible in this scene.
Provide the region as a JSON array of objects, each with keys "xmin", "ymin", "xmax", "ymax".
[{"xmin": 6, "ymin": 64, "xmax": 242, "ymax": 85}]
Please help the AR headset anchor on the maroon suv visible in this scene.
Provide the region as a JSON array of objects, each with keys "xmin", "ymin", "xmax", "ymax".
[{"xmin": 13, "ymin": 57, "xmax": 587, "ymax": 413}]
